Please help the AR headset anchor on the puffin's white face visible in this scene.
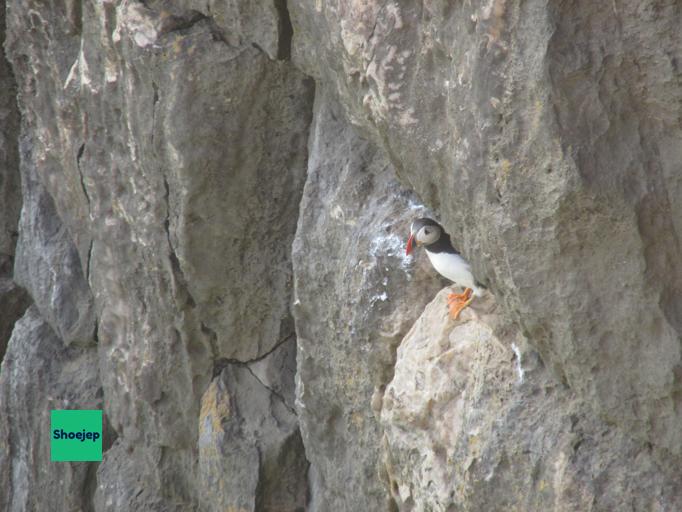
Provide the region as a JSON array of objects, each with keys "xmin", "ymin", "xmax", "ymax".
[
  {"xmin": 413, "ymin": 223, "xmax": 441, "ymax": 246},
  {"xmin": 406, "ymin": 218, "xmax": 444, "ymax": 255}
]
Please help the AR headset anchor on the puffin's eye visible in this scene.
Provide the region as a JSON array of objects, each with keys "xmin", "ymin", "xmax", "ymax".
[{"xmin": 424, "ymin": 228, "xmax": 431, "ymax": 235}]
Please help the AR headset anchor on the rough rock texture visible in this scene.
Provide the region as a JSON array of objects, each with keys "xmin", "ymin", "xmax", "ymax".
[
  {"xmin": 0, "ymin": 0, "xmax": 20, "ymax": 276},
  {"xmin": 14, "ymin": 154, "xmax": 95, "ymax": 345},
  {"xmin": 0, "ymin": 0, "xmax": 25, "ymax": 357},
  {"xmin": 292, "ymin": 88, "xmax": 444, "ymax": 511},
  {"xmin": 2, "ymin": 0, "xmax": 682, "ymax": 510},
  {"xmin": 0, "ymin": 306, "xmax": 101, "ymax": 512},
  {"xmin": 0, "ymin": 278, "xmax": 28, "ymax": 364},
  {"xmin": 383, "ymin": 289, "xmax": 682, "ymax": 511},
  {"xmin": 4, "ymin": 0, "xmax": 312, "ymax": 509},
  {"xmin": 289, "ymin": 0, "xmax": 682, "ymax": 456},
  {"xmin": 198, "ymin": 364, "xmax": 306, "ymax": 512}
]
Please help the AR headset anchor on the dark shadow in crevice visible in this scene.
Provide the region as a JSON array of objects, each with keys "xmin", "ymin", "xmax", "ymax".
[{"xmin": 274, "ymin": 0, "xmax": 294, "ymax": 60}]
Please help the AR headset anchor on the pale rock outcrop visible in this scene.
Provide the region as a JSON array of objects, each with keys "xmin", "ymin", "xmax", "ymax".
[{"xmin": 382, "ymin": 289, "xmax": 682, "ymax": 511}]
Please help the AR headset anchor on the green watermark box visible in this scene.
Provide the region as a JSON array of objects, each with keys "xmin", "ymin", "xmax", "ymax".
[{"xmin": 50, "ymin": 410, "xmax": 102, "ymax": 462}]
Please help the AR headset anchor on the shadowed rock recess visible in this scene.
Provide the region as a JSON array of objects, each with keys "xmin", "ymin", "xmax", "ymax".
[{"xmin": 1, "ymin": 0, "xmax": 681, "ymax": 510}]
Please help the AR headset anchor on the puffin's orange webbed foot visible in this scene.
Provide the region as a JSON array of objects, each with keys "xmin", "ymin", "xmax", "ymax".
[
  {"xmin": 447, "ymin": 293, "xmax": 463, "ymax": 304},
  {"xmin": 447, "ymin": 288, "xmax": 472, "ymax": 304},
  {"xmin": 447, "ymin": 288, "xmax": 474, "ymax": 320}
]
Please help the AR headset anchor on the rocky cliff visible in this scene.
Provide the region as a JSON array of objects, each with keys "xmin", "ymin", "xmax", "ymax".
[{"xmin": 1, "ymin": 0, "xmax": 681, "ymax": 511}]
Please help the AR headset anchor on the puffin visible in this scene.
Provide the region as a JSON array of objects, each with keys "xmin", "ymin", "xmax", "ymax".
[{"xmin": 406, "ymin": 217, "xmax": 484, "ymax": 319}]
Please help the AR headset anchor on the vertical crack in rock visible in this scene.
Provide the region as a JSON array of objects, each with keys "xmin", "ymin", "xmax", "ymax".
[
  {"xmin": 363, "ymin": 0, "xmax": 390, "ymax": 76},
  {"xmin": 85, "ymin": 238, "xmax": 94, "ymax": 285},
  {"xmin": 81, "ymin": 457, "xmax": 98, "ymax": 512},
  {"xmin": 0, "ymin": 2, "xmax": 21, "ymax": 278},
  {"xmin": 274, "ymin": 0, "xmax": 293, "ymax": 60},
  {"xmin": 150, "ymin": 81, "xmax": 158, "ymax": 150},
  {"xmin": 368, "ymin": 0, "xmax": 390, "ymax": 43},
  {"xmin": 162, "ymin": 176, "xmax": 196, "ymax": 308},
  {"xmin": 0, "ymin": 0, "xmax": 27, "ymax": 365},
  {"xmin": 75, "ymin": 142, "xmax": 95, "ymax": 299},
  {"xmin": 76, "ymin": 142, "xmax": 89, "ymax": 208},
  {"xmin": 201, "ymin": 321, "xmax": 220, "ymax": 371},
  {"xmin": 91, "ymin": 314, "xmax": 99, "ymax": 344},
  {"xmin": 253, "ymin": 445, "xmax": 265, "ymax": 511}
]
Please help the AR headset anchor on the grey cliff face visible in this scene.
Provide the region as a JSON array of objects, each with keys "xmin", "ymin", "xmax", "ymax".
[
  {"xmin": 0, "ymin": 306, "xmax": 101, "ymax": 512},
  {"xmin": 1, "ymin": 0, "xmax": 681, "ymax": 510},
  {"xmin": 292, "ymin": 87, "xmax": 445, "ymax": 511}
]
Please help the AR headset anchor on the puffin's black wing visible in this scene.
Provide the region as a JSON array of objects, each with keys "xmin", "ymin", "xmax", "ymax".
[{"xmin": 426, "ymin": 233, "xmax": 460, "ymax": 255}]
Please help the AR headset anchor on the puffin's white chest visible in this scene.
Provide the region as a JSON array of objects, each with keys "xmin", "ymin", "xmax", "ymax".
[{"xmin": 426, "ymin": 250, "xmax": 477, "ymax": 291}]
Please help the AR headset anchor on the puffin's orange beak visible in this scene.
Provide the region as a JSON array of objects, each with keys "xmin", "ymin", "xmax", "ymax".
[{"xmin": 406, "ymin": 233, "xmax": 415, "ymax": 255}]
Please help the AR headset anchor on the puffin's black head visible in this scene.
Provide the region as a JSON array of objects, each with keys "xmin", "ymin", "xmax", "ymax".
[{"xmin": 406, "ymin": 217, "xmax": 444, "ymax": 255}]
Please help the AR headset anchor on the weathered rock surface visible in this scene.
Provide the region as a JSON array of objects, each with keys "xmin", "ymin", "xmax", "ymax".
[
  {"xmin": 198, "ymin": 364, "xmax": 306, "ymax": 512},
  {"xmin": 2, "ymin": 0, "xmax": 682, "ymax": 510},
  {"xmin": 289, "ymin": 0, "xmax": 682, "ymax": 458},
  {"xmin": 0, "ymin": 0, "xmax": 25, "ymax": 361},
  {"xmin": 145, "ymin": 0, "xmax": 287, "ymax": 61},
  {"xmin": 4, "ymin": 0, "xmax": 312, "ymax": 508},
  {"xmin": 292, "ymin": 88, "xmax": 445, "ymax": 511},
  {"xmin": 0, "ymin": 278, "xmax": 29, "ymax": 364},
  {"xmin": 382, "ymin": 289, "xmax": 682, "ymax": 511},
  {"xmin": 0, "ymin": 306, "xmax": 101, "ymax": 512},
  {"xmin": 14, "ymin": 153, "xmax": 95, "ymax": 345}
]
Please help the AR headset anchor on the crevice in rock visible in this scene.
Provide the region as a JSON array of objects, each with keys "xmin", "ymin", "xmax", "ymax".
[
  {"xmin": 253, "ymin": 445, "xmax": 265, "ymax": 511},
  {"xmin": 102, "ymin": 410, "xmax": 119, "ymax": 455},
  {"xmin": 162, "ymin": 176, "xmax": 196, "ymax": 309},
  {"xmin": 0, "ymin": 5, "xmax": 21, "ymax": 277},
  {"xmin": 65, "ymin": 0, "xmax": 82, "ymax": 36},
  {"xmin": 368, "ymin": 0, "xmax": 390, "ymax": 43},
  {"xmin": 0, "ymin": 282, "xmax": 31, "ymax": 366},
  {"xmin": 156, "ymin": 9, "xmax": 207, "ymax": 37},
  {"xmin": 92, "ymin": 315, "xmax": 99, "ymax": 344},
  {"xmin": 244, "ymin": 363, "xmax": 296, "ymax": 416},
  {"xmin": 212, "ymin": 332, "xmax": 297, "ymax": 415},
  {"xmin": 81, "ymin": 459, "xmax": 98, "ymax": 512},
  {"xmin": 220, "ymin": 332, "xmax": 295, "ymax": 367},
  {"xmin": 201, "ymin": 322, "xmax": 221, "ymax": 376},
  {"xmin": 365, "ymin": 0, "xmax": 390, "ymax": 68},
  {"xmin": 189, "ymin": 12, "xmax": 233, "ymax": 48},
  {"xmin": 150, "ymin": 81, "xmax": 158, "ymax": 150},
  {"xmin": 76, "ymin": 142, "xmax": 90, "ymax": 209},
  {"xmin": 85, "ymin": 238, "xmax": 94, "ymax": 284},
  {"xmin": 273, "ymin": 0, "xmax": 293, "ymax": 60},
  {"xmin": 251, "ymin": 42, "xmax": 267, "ymax": 54},
  {"xmin": 211, "ymin": 356, "xmax": 230, "ymax": 380},
  {"xmin": 149, "ymin": 5, "xmax": 233, "ymax": 49}
]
